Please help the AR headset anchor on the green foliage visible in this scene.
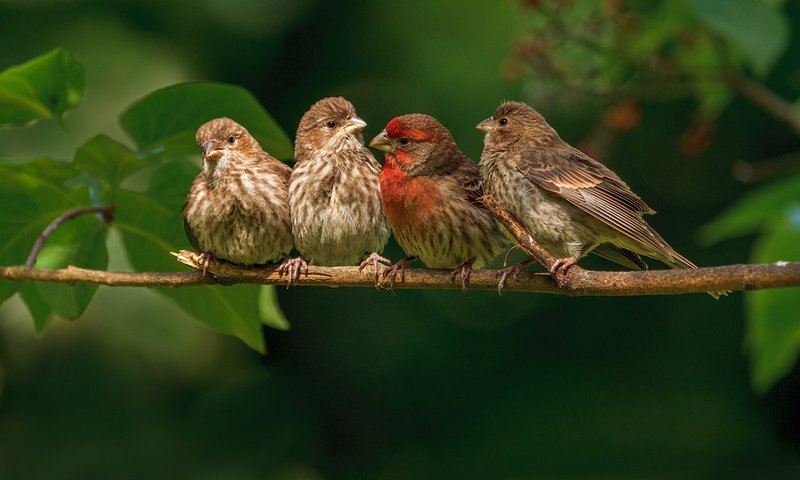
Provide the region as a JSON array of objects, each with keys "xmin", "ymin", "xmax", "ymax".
[
  {"xmin": 0, "ymin": 49, "xmax": 294, "ymax": 353},
  {"xmin": 691, "ymin": 0, "xmax": 790, "ymax": 76},
  {"xmin": 120, "ymin": 82, "xmax": 293, "ymax": 161},
  {"xmin": 704, "ymin": 174, "xmax": 800, "ymax": 392},
  {"xmin": 513, "ymin": 0, "xmax": 791, "ymax": 124},
  {"xmin": 0, "ymin": 48, "xmax": 84, "ymax": 126}
]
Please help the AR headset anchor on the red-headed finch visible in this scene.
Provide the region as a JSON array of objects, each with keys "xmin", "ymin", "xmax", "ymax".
[
  {"xmin": 477, "ymin": 101, "xmax": 726, "ymax": 298},
  {"xmin": 183, "ymin": 117, "xmax": 293, "ymax": 274},
  {"xmin": 370, "ymin": 114, "xmax": 509, "ymax": 290},
  {"xmin": 286, "ymin": 97, "xmax": 390, "ymax": 282}
]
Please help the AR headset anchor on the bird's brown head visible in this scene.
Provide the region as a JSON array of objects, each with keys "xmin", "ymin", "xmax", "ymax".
[
  {"xmin": 195, "ymin": 117, "xmax": 260, "ymax": 165},
  {"xmin": 476, "ymin": 101, "xmax": 559, "ymax": 148},
  {"xmin": 295, "ymin": 97, "xmax": 367, "ymax": 158},
  {"xmin": 369, "ymin": 114, "xmax": 457, "ymax": 175}
]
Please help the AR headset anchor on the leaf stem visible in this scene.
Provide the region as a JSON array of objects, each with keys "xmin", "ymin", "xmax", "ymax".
[{"xmin": 25, "ymin": 206, "xmax": 115, "ymax": 268}]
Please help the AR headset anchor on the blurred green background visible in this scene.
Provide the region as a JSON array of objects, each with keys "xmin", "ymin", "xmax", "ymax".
[{"xmin": 1, "ymin": 0, "xmax": 800, "ymax": 478}]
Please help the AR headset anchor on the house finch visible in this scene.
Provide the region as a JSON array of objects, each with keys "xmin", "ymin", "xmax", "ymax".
[
  {"xmin": 183, "ymin": 117, "xmax": 293, "ymax": 274},
  {"xmin": 477, "ymin": 101, "xmax": 726, "ymax": 298},
  {"xmin": 370, "ymin": 114, "xmax": 509, "ymax": 290},
  {"xmin": 286, "ymin": 97, "xmax": 390, "ymax": 282}
]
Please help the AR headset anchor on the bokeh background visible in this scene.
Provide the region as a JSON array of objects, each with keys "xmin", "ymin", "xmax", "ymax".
[{"xmin": 1, "ymin": 0, "xmax": 800, "ymax": 478}]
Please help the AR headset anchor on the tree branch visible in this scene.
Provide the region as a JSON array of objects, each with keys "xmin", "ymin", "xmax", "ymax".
[
  {"xmin": 2, "ymin": 196, "xmax": 798, "ymax": 296},
  {"xmin": 1, "ymin": 257, "xmax": 799, "ymax": 296},
  {"xmin": 724, "ymin": 72, "xmax": 800, "ymax": 137}
]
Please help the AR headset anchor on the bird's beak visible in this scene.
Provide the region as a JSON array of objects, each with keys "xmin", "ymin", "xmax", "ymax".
[
  {"xmin": 476, "ymin": 117, "xmax": 494, "ymax": 132},
  {"xmin": 202, "ymin": 140, "xmax": 223, "ymax": 160},
  {"xmin": 344, "ymin": 115, "xmax": 368, "ymax": 135},
  {"xmin": 369, "ymin": 130, "xmax": 394, "ymax": 152}
]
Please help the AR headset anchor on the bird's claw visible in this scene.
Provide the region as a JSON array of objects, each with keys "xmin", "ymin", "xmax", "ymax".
[
  {"xmin": 198, "ymin": 252, "xmax": 217, "ymax": 276},
  {"xmin": 358, "ymin": 252, "xmax": 392, "ymax": 286},
  {"xmin": 278, "ymin": 257, "xmax": 308, "ymax": 286},
  {"xmin": 381, "ymin": 256, "xmax": 415, "ymax": 290},
  {"xmin": 496, "ymin": 258, "xmax": 536, "ymax": 294},
  {"xmin": 450, "ymin": 260, "xmax": 473, "ymax": 293},
  {"xmin": 550, "ymin": 256, "xmax": 579, "ymax": 284}
]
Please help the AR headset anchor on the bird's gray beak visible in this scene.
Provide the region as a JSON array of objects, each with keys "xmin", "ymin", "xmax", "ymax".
[
  {"xmin": 202, "ymin": 140, "xmax": 223, "ymax": 160},
  {"xmin": 344, "ymin": 115, "xmax": 368, "ymax": 135},
  {"xmin": 369, "ymin": 130, "xmax": 394, "ymax": 152},
  {"xmin": 476, "ymin": 117, "xmax": 494, "ymax": 132}
]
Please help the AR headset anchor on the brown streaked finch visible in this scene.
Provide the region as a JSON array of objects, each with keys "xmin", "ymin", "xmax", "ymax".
[
  {"xmin": 477, "ymin": 101, "xmax": 726, "ymax": 298},
  {"xmin": 370, "ymin": 113, "xmax": 509, "ymax": 291},
  {"xmin": 182, "ymin": 117, "xmax": 294, "ymax": 274},
  {"xmin": 284, "ymin": 97, "xmax": 390, "ymax": 283}
]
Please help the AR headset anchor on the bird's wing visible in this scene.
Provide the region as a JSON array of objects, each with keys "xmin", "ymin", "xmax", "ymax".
[
  {"xmin": 182, "ymin": 208, "xmax": 201, "ymax": 252},
  {"xmin": 516, "ymin": 145, "xmax": 689, "ymax": 262},
  {"xmin": 451, "ymin": 154, "xmax": 486, "ymax": 206}
]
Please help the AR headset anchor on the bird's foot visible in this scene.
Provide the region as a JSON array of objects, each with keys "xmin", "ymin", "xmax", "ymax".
[
  {"xmin": 450, "ymin": 260, "xmax": 474, "ymax": 293},
  {"xmin": 198, "ymin": 252, "xmax": 218, "ymax": 277},
  {"xmin": 496, "ymin": 258, "xmax": 536, "ymax": 294},
  {"xmin": 278, "ymin": 256, "xmax": 308, "ymax": 286},
  {"xmin": 381, "ymin": 256, "xmax": 416, "ymax": 289},
  {"xmin": 550, "ymin": 256, "xmax": 580, "ymax": 284},
  {"xmin": 358, "ymin": 252, "xmax": 392, "ymax": 286}
]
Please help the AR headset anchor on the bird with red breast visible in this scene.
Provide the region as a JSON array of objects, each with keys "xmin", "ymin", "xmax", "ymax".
[{"xmin": 370, "ymin": 113, "xmax": 509, "ymax": 290}]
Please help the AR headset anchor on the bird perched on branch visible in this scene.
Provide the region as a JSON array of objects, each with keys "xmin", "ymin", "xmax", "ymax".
[
  {"xmin": 182, "ymin": 117, "xmax": 293, "ymax": 274},
  {"xmin": 371, "ymin": 113, "xmax": 509, "ymax": 290},
  {"xmin": 477, "ymin": 101, "xmax": 726, "ymax": 298},
  {"xmin": 285, "ymin": 97, "xmax": 390, "ymax": 283}
]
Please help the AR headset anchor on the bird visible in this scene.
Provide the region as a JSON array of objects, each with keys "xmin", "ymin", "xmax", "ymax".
[
  {"xmin": 370, "ymin": 113, "xmax": 509, "ymax": 291},
  {"xmin": 285, "ymin": 97, "xmax": 391, "ymax": 283},
  {"xmin": 477, "ymin": 100, "xmax": 726, "ymax": 298},
  {"xmin": 182, "ymin": 117, "xmax": 293, "ymax": 275}
]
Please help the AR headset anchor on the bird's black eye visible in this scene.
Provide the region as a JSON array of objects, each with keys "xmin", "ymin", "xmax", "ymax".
[
  {"xmin": 399, "ymin": 137, "xmax": 410, "ymax": 146},
  {"xmin": 326, "ymin": 121, "xmax": 336, "ymax": 128},
  {"xmin": 227, "ymin": 136, "xmax": 236, "ymax": 144},
  {"xmin": 499, "ymin": 118, "xmax": 509, "ymax": 126}
]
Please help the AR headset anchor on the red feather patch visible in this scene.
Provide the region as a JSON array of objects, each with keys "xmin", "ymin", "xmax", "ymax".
[
  {"xmin": 380, "ymin": 157, "xmax": 441, "ymax": 228},
  {"xmin": 386, "ymin": 118, "xmax": 430, "ymax": 141}
]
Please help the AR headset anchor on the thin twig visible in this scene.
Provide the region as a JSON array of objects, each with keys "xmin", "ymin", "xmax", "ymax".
[
  {"xmin": 2, "ymin": 259, "xmax": 799, "ymax": 295},
  {"xmin": 25, "ymin": 206, "xmax": 115, "ymax": 268},
  {"xmin": 480, "ymin": 194, "xmax": 558, "ymax": 273},
  {"xmin": 724, "ymin": 72, "xmax": 800, "ymax": 137}
]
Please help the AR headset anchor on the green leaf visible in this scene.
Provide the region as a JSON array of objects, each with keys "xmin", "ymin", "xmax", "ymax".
[
  {"xmin": 72, "ymin": 135, "xmax": 150, "ymax": 202},
  {"xmin": 34, "ymin": 213, "xmax": 109, "ymax": 320},
  {"xmin": 745, "ymin": 205, "xmax": 800, "ymax": 392},
  {"xmin": 0, "ymin": 48, "xmax": 85, "ymax": 126},
  {"xmin": 700, "ymin": 173, "xmax": 800, "ymax": 244},
  {"xmin": 259, "ymin": 285, "xmax": 289, "ymax": 331},
  {"xmin": 691, "ymin": 0, "xmax": 789, "ymax": 76},
  {"xmin": 113, "ymin": 174, "xmax": 268, "ymax": 353},
  {"xmin": 119, "ymin": 82, "xmax": 293, "ymax": 160},
  {"xmin": 0, "ymin": 158, "xmax": 91, "ymax": 330},
  {"xmin": 18, "ymin": 283, "xmax": 54, "ymax": 335}
]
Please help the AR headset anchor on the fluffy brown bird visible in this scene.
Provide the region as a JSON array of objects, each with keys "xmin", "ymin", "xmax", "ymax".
[
  {"xmin": 371, "ymin": 114, "xmax": 509, "ymax": 290},
  {"xmin": 286, "ymin": 97, "xmax": 390, "ymax": 282},
  {"xmin": 477, "ymin": 101, "xmax": 725, "ymax": 298},
  {"xmin": 183, "ymin": 117, "xmax": 293, "ymax": 273}
]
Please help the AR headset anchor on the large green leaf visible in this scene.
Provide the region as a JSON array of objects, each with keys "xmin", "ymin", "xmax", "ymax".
[
  {"xmin": 0, "ymin": 159, "xmax": 98, "ymax": 332},
  {"xmin": 112, "ymin": 163, "xmax": 270, "ymax": 353},
  {"xmin": 745, "ymin": 205, "xmax": 800, "ymax": 392},
  {"xmin": 259, "ymin": 285, "xmax": 289, "ymax": 331},
  {"xmin": 119, "ymin": 82, "xmax": 293, "ymax": 160},
  {"xmin": 72, "ymin": 135, "xmax": 150, "ymax": 203},
  {"xmin": 18, "ymin": 283, "xmax": 54, "ymax": 335},
  {"xmin": 34, "ymin": 214, "xmax": 109, "ymax": 321},
  {"xmin": 700, "ymin": 173, "xmax": 800, "ymax": 244},
  {"xmin": 692, "ymin": 0, "xmax": 789, "ymax": 76},
  {"xmin": 0, "ymin": 48, "xmax": 85, "ymax": 126}
]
